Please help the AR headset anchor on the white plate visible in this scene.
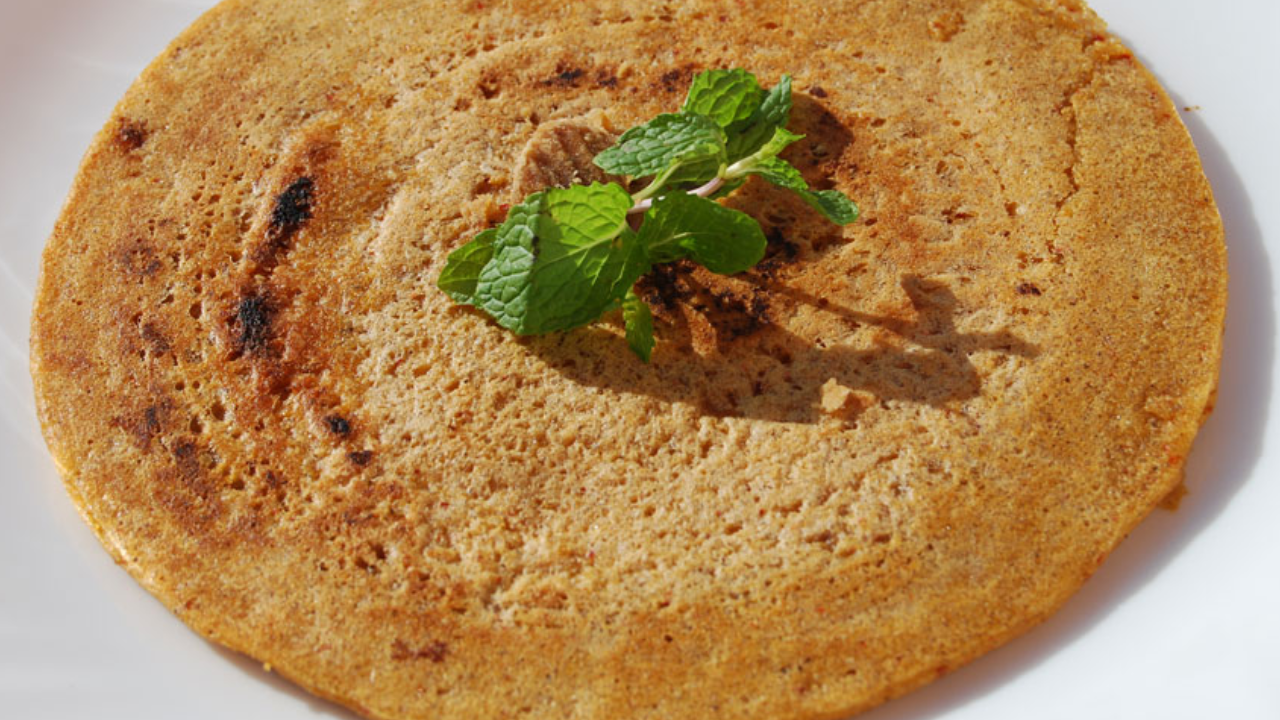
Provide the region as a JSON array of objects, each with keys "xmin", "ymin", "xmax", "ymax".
[{"xmin": 2, "ymin": 1, "xmax": 1277, "ymax": 718}]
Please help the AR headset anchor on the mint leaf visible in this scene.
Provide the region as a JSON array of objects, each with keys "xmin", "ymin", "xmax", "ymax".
[
  {"xmin": 682, "ymin": 69, "xmax": 766, "ymax": 129},
  {"xmin": 470, "ymin": 192, "xmax": 544, "ymax": 330},
  {"xmin": 437, "ymin": 228, "xmax": 496, "ymax": 304},
  {"xmin": 752, "ymin": 156, "xmax": 808, "ymax": 190},
  {"xmin": 663, "ymin": 156, "xmax": 722, "ymax": 189},
  {"xmin": 664, "ymin": 123, "xmax": 798, "ymax": 189},
  {"xmin": 440, "ymin": 68, "xmax": 859, "ymax": 362},
  {"xmin": 594, "ymin": 113, "xmax": 725, "ymax": 177},
  {"xmin": 474, "ymin": 184, "xmax": 649, "ymax": 334},
  {"xmin": 623, "ymin": 289, "xmax": 655, "ymax": 362},
  {"xmin": 639, "ymin": 192, "xmax": 766, "ymax": 275},
  {"xmin": 726, "ymin": 74, "xmax": 793, "ymax": 162},
  {"xmin": 747, "ymin": 157, "xmax": 859, "ymax": 225},
  {"xmin": 755, "ymin": 126, "xmax": 805, "ymax": 161},
  {"xmin": 799, "ymin": 189, "xmax": 860, "ymax": 225}
]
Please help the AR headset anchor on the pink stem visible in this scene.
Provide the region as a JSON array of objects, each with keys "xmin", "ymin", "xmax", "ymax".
[{"xmin": 627, "ymin": 176, "xmax": 725, "ymax": 216}]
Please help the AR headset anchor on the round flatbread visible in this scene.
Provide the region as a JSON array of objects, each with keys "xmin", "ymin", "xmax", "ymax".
[{"xmin": 31, "ymin": 1, "xmax": 1225, "ymax": 718}]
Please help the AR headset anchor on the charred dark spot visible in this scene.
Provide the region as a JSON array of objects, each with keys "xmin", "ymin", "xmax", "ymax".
[
  {"xmin": 325, "ymin": 415, "xmax": 352, "ymax": 436},
  {"xmin": 172, "ymin": 441, "xmax": 220, "ymax": 496},
  {"xmin": 140, "ymin": 322, "xmax": 171, "ymax": 355},
  {"xmin": 348, "ymin": 450, "xmax": 374, "ymax": 466},
  {"xmin": 658, "ymin": 67, "xmax": 692, "ymax": 93},
  {"xmin": 137, "ymin": 406, "xmax": 163, "ymax": 447},
  {"xmin": 112, "ymin": 400, "xmax": 173, "ymax": 452},
  {"xmin": 119, "ymin": 242, "xmax": 162, "ymax": 278},
  {"xmin": 173, "ymin": 440, "xmax": 200, "ymax": 475},
  {"xmin": 637, "ymin": 261, "xmax": 696, "ymax": 311},
  {"xmin": 143, "ymin": 406, "xmax": 161, "ymax": 434},
  {"xmin": 233, "ymin": 293, "xmax": 273, "ymax": 353},
  {"xmin": 153, "ymin": 439, "xmax": 224, "ymax": 533},
  {"xmin": 478, "ymin": 76, "xmax": 501, "ymax": 99},
  {"xmin": 391, "ymin": 639, "xmax": 448, "ymax": 663},
  {"xmin": 705, "ymin": 287, "xmax": 770, "ymax": 340},
  {"xmin": 595, "ymin": 70, "xmax": 619, "ymax": 88},
  {"xmin": 116, "ymin": 118, "xmax": 148, "ymax": 152},
  {"xmin": 754, "ymin": 227, "xmax": 800, "ymax": 276},
  {"xmin": 1016, "ymin": 283, "xmax": 1043, "ymax": 296},
  {"xmin": 542, "ymin": 66, "xmax": 586, "ymax": 87},
  {"xmin": 268, "ymin": 177, "xmax": 315, "ymax": 242},
  {"xmin": 637, "ymin": 261, "xmax": 770, "ymax": 340},
  {"xmin": 808, "ymin": 86, "xmax": 829, "ymax": 99}
]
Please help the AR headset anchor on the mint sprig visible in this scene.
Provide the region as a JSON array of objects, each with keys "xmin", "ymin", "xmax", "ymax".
[{"xmin": 439, "ymin": 69, "xmax": 859, "ymax": 361}]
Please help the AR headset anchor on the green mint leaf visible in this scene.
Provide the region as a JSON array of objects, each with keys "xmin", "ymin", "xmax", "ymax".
[
  {"xmin": 800, "ymin": 189, "xmax": 861, "ymax": 225},
  {"xmin": 681, "ymin": 69, "xmax": 766, "ymax": 129},
  {"xmin": 722, "ymin": 126, "xmax": 805, "ymax": 180},
  {"xmin": 664, "ymin": 82, "xmax": 799, "ymax": 190},
  {"xmin": 623, "ymin": 288, "xmax": 655, "ymax": 362},
  {"xmin": 639, "ymin": 192, "xmax": 766, "ymax": 275},
  {"xmin": 752, "ymin": 156, "xmax": 808, "ymax": 190},
  {"xmin": 594, "ymin": 113, "xmax": 725, "ymax": 177},
  {"xmin": 755, "ymin": 126, "xmax": 805, "ymax": 162},
  {"xmin": 436, "ymin": 228, "xmax": 496, "ymax": 304},
  {"xmin": 662, "ymin": 156, "xmax": 722, "ymax": 190},
  {"xmin": 470, "ymin": 192, "xmax": 545, "ymax": 331},
  {"xmin": 441, "ymin": 68, "xmax": 859, "ymax": 355},
  {"xmin": 752, "ymin": 157, "xmax": 860, "ymax": 225},
  {"xmin": 725, "ymin": 74, "xmax": 793, "ymax": 162},
  {"xmin": 474, "ymin": 183, "xmax": 650, "ymax": 334}
]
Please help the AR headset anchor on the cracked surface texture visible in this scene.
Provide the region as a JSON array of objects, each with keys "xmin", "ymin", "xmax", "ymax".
[{"xmin": 30, "ymin": 1, "xmax": 1225, "ymax": 718}]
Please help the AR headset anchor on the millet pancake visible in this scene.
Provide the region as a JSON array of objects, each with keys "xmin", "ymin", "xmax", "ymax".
[{"xmin": 30, "ymin": 1, "xmax": 1226, "ymax": 718}]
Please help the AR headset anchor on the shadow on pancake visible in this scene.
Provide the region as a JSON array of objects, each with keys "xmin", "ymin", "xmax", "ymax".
[
  {"xmin": 531, "ymin": 273, "xmax": 1038, "ymax": 424},
  {"xmin": 525, "ymin": 91, "xmax": 1043, "ymax": 422}
]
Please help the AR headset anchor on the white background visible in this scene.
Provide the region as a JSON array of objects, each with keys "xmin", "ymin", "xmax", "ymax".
[{"xmin": 1, "ymin": 1, "xmax": 1277, "ymax": 718}]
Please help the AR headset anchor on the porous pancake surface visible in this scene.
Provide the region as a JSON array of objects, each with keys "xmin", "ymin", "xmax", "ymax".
[{"xmin": 31, "ymin": 1, "xmax": 1225, "ymax": 718}]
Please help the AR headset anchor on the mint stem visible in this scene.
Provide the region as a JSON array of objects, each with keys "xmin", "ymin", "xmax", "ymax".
[{"xmin": 627, "ymin": 176, "xmax": 725, "ymax": 216}]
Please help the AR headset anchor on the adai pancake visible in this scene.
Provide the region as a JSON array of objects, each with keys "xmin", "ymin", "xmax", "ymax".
[{"xmin": 31, "ymin": 1, "xmax": 1225, "ymax": 718}]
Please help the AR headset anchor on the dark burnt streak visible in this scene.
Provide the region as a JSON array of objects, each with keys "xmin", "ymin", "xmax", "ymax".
[
  {"xmin": 140, "ymin": 322, "xmax": 171, "ymax": 356},
  {"xmin": 754, "ymin": 227, "xmax": 800, "ymax": 277},
  {"xmin": 234, "ymin": 292, "xmax": 273, "ymax": 353},
  {"xmin": 131, "ymin": 405, "xmax": 163, "ymax": 450},
  {"xmin": 636, "ymin": 260, "xmax": 772, "ymax": 343},
  {"xmin": 702, "ymin": 287, "xmax": 771, "ymax": 340},
  {"xmin": 116, "ymin": 117, "xmax": 148, "ymax": 152},
  {"xmin": 637, "ymin": 262, "xmax": 695, "ymax": 312},
  {"xmin": 119, "ymin": 241, "xmax": 162, "ymax": 278},
  {"xmin": 658, "ymin": 68, "xmax": 691, "ymax": 93},
  {"xmin": 542, "ymin": 65, "xmax": 586, "ymax": 87},
  {"xmin": 153, "ymin": 439, "xmax": 225, "ymax": 533},
  {"xmin": 269, "ymin": 177, "xmax": 315, "ymax": 242},
  {"xmin": 324, "ymin": 415, "xmax": 352, "ymax": 436}
]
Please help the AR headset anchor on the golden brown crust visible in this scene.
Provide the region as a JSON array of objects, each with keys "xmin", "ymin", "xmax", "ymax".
[{"xmin": 31, "ymin": 1, "xmax": 1225, "ymax": 718}]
